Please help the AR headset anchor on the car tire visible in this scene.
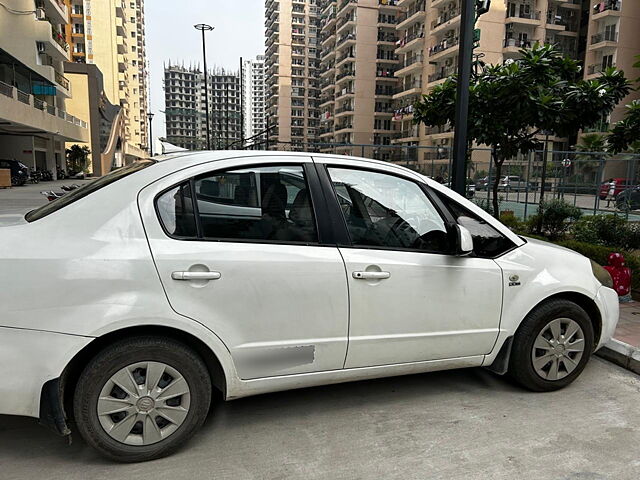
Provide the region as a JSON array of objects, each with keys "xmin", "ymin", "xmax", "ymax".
[
  {"xmin": 73, "ymin": 336, "xmax": 212, "ymax": 462},
  {"xmin": 508, "ymin": 299, "xmax": 594, "ymax": 392}
]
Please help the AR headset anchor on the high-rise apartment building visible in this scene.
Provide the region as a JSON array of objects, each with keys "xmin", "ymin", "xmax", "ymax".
[
  {"xmin": 242, "ymin": 55, "xmax": 267, "ymax": 144},
  {"xmin": 164, "ymin": 64, "xmax": 242, "ymax": 150},
  {"xmin": 65, "ymin": 0, "xmax": 149, "ymax": 160},
  {"xmin": 0, "ymin": 0, "xmax": 88, "ymax": 176},
  {"xmin": 583, "ymin": 0, "xmax": 640, "ymax": 130},
  {"xmin": 265, "ymin": 0, "xmax": 321, "ymax": 148},
  {"xmin": 318, "ymin": 0, "xmax": 400, "ymax": 157}
]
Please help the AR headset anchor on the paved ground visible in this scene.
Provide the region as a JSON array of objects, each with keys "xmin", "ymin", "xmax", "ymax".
[
  {"xmin": 0, "ymin": 358, "xmax": 639, "ymax": 479},
  {"xmin": 616, "ymin": 302, "xmax": 640, "ymax": 348}
]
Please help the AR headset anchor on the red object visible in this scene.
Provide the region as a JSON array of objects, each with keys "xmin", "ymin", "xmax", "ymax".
[
  {"xmin": 603, "ymin": 253, "xmax": 631, "ymax": 297},
  {"xmin": 598, "ymin": 178, "xmax": 633, "ymax": 199}
]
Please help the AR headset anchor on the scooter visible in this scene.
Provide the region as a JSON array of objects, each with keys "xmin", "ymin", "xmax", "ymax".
[{"xmin": 40, "ymin": 190, "xmax": 65, "ymax": 202}]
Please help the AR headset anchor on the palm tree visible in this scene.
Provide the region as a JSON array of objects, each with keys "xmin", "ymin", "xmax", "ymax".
[{"xmin": 575, "ymin": 133, "xmax": 608, "ymax": 183}]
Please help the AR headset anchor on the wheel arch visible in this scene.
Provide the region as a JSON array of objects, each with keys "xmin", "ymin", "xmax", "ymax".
[
  {"xmin": 60, "ymin": 325, "xmax": 228, "ymax": 422},
  {"xmin": 524, "ymin": 291, "xmax": 602, "ymax": 349}
]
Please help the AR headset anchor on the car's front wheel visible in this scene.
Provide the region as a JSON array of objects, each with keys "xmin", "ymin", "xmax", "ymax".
[
  {"xmin": 508, "ymin": 299, "xmax": 594, "ymax": 392},
  {"xmin": 73, "ymin": 337, "xmax": 212, "ymax": 462}
]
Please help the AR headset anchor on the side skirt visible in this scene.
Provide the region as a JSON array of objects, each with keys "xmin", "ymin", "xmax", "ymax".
[{"xmin": 226, "ymin": 355, "xmax": 485, "ymax": 400}]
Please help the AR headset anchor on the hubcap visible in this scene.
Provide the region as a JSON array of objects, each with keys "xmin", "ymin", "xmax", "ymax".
[
  {"xmin": 531, "ymin": 318, "xmax": 585, "ymax": 381},
  {"xmin": 97, "ymin": 362, "xmax": 191, "ymax": 446}
]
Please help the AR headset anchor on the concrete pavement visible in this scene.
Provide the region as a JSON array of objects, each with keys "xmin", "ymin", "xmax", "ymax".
[{"xmin": 0, "ymin": 358, "xmax": 639, "ymax": 479}]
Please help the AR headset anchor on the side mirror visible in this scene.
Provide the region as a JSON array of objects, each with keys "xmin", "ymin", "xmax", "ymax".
[{"xmin": 456, "ymin": 225, "xmax": 474, "ymax": 256}]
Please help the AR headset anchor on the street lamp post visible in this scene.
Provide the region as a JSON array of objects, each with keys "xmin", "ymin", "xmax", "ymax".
[
  {"xmin": 147, "ymin": 112, "xmax": 154, "ymax": 157},
  {"xmin": 194, "ymin": 23, "xmax": 214, "ymax": 151}
]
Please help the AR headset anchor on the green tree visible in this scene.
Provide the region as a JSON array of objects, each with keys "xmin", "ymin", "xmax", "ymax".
[
  {"xmin": 575, "ymin": 133, "xmax": 608, "ymax": 182},
  {"xmin": 66, "ymin": 144, "xmax": 91, "ymax": 173},
  {"xmin": 608, "ymin": 56, "xmax": 640, "ymax": 154},
  {"xmin": 413, "ymin": 44, "xmax": 630, "ymax": 218}
]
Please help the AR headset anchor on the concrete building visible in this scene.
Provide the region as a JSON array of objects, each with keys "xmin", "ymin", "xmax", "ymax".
[
  {"xmin": 318, "ymin": 0, "xmax": 401, "ymax": 158},
  {"xmin": 0, "ymin": 0, "xmax": 88, "ymax": 176},
  {"xmin": 164, "ymin": 64, "xmax": 242, "ymax": 151},
  {"xmin": 265, "ymin": 0, "xmax": 321, "ymax": 148},
  {"xmin": 583, "ymin": 0, "xmax": 640, "ymax": 131},
  {"xmin": 64, "ymin": 0, "xmax": 149, "ymax": 163},
  {"xmin": 242, "ymin": 55, "xmax": 267, "ymax": 145}
]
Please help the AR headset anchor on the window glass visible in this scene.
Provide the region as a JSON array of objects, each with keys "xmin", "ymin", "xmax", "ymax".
[
  {"xmin": 328, "ymin": 168, "xmax": 449, "ymax": 253},
  {"xmin": 194, "ymin": 165, "xmax": 318, "ymax": 243},
  {"xmin": 156, "ymin": 182, "xmax": 197, "ymax": 238},
  {"xmin": 436, "ymin": 193, "xmax": 515, "ymax": 258}
]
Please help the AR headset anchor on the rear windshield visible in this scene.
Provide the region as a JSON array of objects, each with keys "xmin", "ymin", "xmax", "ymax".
[{"xmin": 25, "ymin": 160, "xmax": 156, "ymax": 222}]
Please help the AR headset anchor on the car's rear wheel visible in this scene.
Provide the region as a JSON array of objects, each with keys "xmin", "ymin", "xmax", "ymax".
[
  {"xmin": 508, "ymin": 299, "xmax": 594, "ymax": 392},
  {"xmin": 73, "ymin": 337, "xmax": 212, "ymax": 462}
]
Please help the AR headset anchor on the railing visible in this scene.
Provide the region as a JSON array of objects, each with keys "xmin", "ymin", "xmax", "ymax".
[
  {"xmin": 396, "ymin": 1, "xmax": 425, "ymax": 24},
  {"xmin": 506, "ymin": 9, "xmax": 541, "ymax": 20},
  {"xmin": 592, "ymin": 0, "xmax": 621, "ymax": 14},
  {"xmin": 335, "ymin": 123, "xmax": 353, "ymax": 131},
  {"xmin": 54, "ymin": 70, "xmax": 70, "ymax": 90},
  {"xmin": 428, "ymin": 65, "xmax": 456, "ymax": 83},
  {"xmin": 591, "ymin": 31, "xmax": 618, "ymax": 44},
  {"xmin": 0, "ymin": 81, "xmax": 87, "ymax": 128},
  {"xmin": 403, "ymin": 54, "xmax": 424, "ymax": 68},
  {"xmin": 504, "ymin": 38, "xmax": 533, "ymax": 48},
  {"xmin": 335, "ymin": 105, "xmax": 354, "ymax": 114},
  {"xmin": 429, "ymin": 36, "xmax": 460, "ymax": 56},
  {"xmin": 432, "ymin": 7, "xmax": 462, "ymax": 29},
  {"xmin": 397, "ymin": 31, "xmax": 425, "ymax": 48},
  {"xmin": 336, "ymin": 69, "xmax": 356, "ymax": 81},
  {"xmin": 587, "ymin": 63, "xmax": 615, "ymax": 75},
  {"xmin": 50, "ymin": 24, "xmax": 69, "ymax": 51},
  {"xmin": 336, "ymin": 33, "xmax": 356, "ymax": 46}
]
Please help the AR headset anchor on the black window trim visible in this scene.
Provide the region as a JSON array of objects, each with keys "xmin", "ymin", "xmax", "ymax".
[
  {"xmin": 316, "ymin": 163, "xmax": 460, "ymax": 256},
  {"xmin": 154, "ymin": 161, "xmax": 336, "ymax": 247}
]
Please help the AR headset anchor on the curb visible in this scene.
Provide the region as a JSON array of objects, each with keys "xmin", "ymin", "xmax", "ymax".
[{"xmin": 596, "ymin": 339, "xmax": 640, "ymax": 375}]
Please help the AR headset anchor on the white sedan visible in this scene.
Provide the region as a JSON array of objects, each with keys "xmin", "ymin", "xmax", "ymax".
[{"xmin": 0, "ymin": 151, "xmax": 619, "ymax": 462}]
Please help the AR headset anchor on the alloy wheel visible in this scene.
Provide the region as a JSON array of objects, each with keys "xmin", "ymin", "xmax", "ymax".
[
  {"xmin": 531, "ymin": 318, "xmax": 585, "ymax": 381},
  {"xmin": 97, "ymin": 361, "xmax": 191, "ymax": 446}
]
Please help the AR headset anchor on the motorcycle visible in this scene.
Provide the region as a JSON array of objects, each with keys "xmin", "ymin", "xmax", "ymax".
[{"xmin": 40, "ymin": 190, "xmax": 65, "ymax": 202}]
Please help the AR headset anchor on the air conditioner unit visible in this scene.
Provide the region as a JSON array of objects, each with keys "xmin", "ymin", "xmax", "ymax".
[
  {"xmin": 36, "ymin": 8, "xmax": 46, "ymax": 20},
  {"xmin": 37, "ymin": 42, "xmax": 46, "ymax": 54}
]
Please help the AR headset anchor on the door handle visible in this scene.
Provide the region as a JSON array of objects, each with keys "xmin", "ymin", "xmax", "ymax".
[
  {"xmin": 352, "ymin": 271, "xmax": 391, "ymax": 280},
  {"xmin": 171, "ymin": 271, "xmax": 222, "ymax": 281}
]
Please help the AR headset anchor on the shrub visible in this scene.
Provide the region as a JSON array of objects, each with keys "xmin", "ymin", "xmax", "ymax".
[
  {"xmin": 530, "ymin": 199, "xmax": 582, "ymax": 240},
  {"xmin": 572, "ymin": 215, "xmax": 640, "ymax": 250},
  {"xmin": 499, "ymin": 211, "xmax": 520, "ymax": 230},
  {"xmin": 557, "ymin": 239, "xmax": 640, "ymax": 291}
]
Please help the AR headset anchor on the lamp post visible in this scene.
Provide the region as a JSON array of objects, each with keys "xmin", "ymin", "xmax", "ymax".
[
  {"xmin": 147, "ymin": 112, "xmax": 154, "ymax": 157},
  {"xmin": 194, "ymin": 23, "xmax": 214, "ymax": 150}
]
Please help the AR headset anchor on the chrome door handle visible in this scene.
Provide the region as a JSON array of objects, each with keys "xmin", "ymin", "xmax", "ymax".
[
  {"xmin": 171, "ymin": 271, "xmax": 221, "ymax": 281},
  {"xmin": 352, "ymin": 271, "xmax": 390, "ymax": 280}
]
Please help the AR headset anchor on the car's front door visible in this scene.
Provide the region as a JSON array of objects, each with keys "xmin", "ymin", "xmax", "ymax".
[
  {"xmin": 320, "ymin": 164, "xmax": 504, "ymax": 368},
  {"xmin": 139, "ymin": 157, "xmax": 349, "ymax": 379}
]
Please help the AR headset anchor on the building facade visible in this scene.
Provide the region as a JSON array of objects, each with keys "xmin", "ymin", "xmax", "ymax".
[
  {"xmin": 265, "ymin": 0, "xmax": 321, "ymax": 148},
  {"xmin": 242, "ymin": 55, "xmax": 267, "ymax": 144},
  {"xmin": 0, "ymin": 0, "xmax": 88, "ymax": 176},
  {"xmin": 164, "ymin": 64, "xmax": 242, "ymax": 151},
  {"xmin": 65, "ymin": 0, "xmax": 149, "ymax": 162}
]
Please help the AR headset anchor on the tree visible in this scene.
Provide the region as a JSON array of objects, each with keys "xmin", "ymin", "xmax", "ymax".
[
  {"xmin": 414, "ymin": 44, "xmax": 630, "ymax": 218},
  {"xmin": 608, "ymin": 56, "xmax": 640, "ymax": 154},
  {"xmin": 575, "ymin": 133, "xmax": 608, "ymax": 182},
  {"xmin": 66, "ymin": 145, "xmax": 91, "ymax": 173}
]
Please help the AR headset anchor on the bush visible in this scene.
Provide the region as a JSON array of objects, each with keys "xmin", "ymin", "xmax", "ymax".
[
  {"xmin": 529, "ymin": 199, "xmax": 582, "ymax": 240},
  {"xmin": 557, "ymin": 239, "xmax": 640, "ymax": 292},
  {"xmin": 499, "ymin": 211, "xmax": 520, "ymax": 229},
  {"xmin": 572, "ymin": 215, "xmax": 640, "ymax": 250}
]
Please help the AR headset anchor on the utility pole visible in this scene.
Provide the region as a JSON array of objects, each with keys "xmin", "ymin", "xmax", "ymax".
[
  {"xmin": 451, "ymin": 1, "xmax": 490, "ymax": 195},
  {"xmin": 147, "ymin": 112, "xmax": 154, "ymax": 156},
  {"xmin": 194, "ymin": 24, "xmax": 214, "ymax": 150}
]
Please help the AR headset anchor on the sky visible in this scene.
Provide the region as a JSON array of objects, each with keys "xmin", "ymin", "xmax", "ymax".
[{"xmin": 146, "ymin": 0, "xmax": 265, "ymax": 138}]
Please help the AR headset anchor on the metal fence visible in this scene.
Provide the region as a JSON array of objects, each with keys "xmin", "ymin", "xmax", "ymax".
[{"xmin": 238, "ymin": 140, "xmax": 640, "ymax": 221}]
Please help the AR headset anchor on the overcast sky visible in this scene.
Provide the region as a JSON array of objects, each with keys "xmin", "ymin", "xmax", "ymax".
[{"xmin": 146, "ymin": 0, "xmax": 265, "ymax": 138}]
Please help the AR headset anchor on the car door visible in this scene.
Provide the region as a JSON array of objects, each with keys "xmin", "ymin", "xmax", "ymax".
[
  {"xmin": 139, "ymin": 156, "xmax": 349, "ymax": 379},
  {"xmin": 317, "ymin": 161, "xmax": 504, "ymax": 369}
]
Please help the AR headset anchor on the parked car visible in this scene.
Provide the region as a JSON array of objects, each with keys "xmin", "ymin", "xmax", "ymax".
[
  {"xmin": 0, "ymin": 152, "xmax": 619, "ymax": 462},
  {"xmin": 0, "ymin": 159, "xmax": 29, "ymax": 186},
  {"xmin": 475, "ymin": 176, "xmax": 494, "ymax": 191},
  {"xmin": 444, "ymin": 178, "xmax": 476, "ymax": 198},
  {"xmin": 598, "ymin": 178, "xmax": 634, "ymax": 200},
  {"xmin": 498, "ymin": 175, "xmax": 530, "ymax": 192},
  {"xmin": 615, "ymin": 187, "xmax": 640, "ymax": 211}
]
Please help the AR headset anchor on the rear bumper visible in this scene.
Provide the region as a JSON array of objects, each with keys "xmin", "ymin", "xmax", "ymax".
[
  {"xmin": 594, "ymin": 286, "xmax": 620, "ymax": 350},
  {"xmin": 0, "ymin": 327, "xmax": 91, "ymax": 418}
]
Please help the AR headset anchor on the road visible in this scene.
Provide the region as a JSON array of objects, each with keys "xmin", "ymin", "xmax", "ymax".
[{"xmin": 1, "ymin": 358, "xmax": 639, "ymax": 479}]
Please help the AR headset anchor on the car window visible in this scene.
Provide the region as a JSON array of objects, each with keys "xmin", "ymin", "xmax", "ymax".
[
  {"xmin": 327, "ymin": 167, "xmax": 449, "ymax": 253},
  {"xmin": 156, "ymin": 182, "xmax": 198, "ymax": 238},
  {"xmin": 156, "ymin": 165, "xmax": 318, "ymax": 244},
  {"xmin": 25, "ymin": 160, "xmax": 156, "ymax": 222},
  {"xmin": 436, "ymin": 192, "xmax": 515, "ymax": 258}
]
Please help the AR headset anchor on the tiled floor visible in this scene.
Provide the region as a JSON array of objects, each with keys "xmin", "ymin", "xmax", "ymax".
[{"xmin": 614, "ymin": 301, "xmax": 640, "ymax": 347}]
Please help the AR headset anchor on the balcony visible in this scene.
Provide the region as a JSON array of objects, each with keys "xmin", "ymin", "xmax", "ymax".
[
  {"xmin": 589, "ymin": 31, "xmax": 618, "ymax": 50},
  {"xmin": 35, "ymin": 20, "xmax": 69, "ymax": 61},
  {"xmin": 506, "ymin": 8, "xmax": 541, "ymax": 26},
  {"xmin": 392, "ymin": 79, "xmax": 422, "ymax": 99},
  {"xmin": 503, "ymin": 37, "xmax": 533, "ymax": 54},
  {"xmin": 431, "ymin": 7, "xmax": 461, "ymax": 34},
  {"xmin": 428, "ymin": 36, "xmax": 460, "ymax": 59},
  {"xmin": 586, "ymin": 62, "xmax": 615, "ymax": 76},
  {"xmin": 396, "ymin": 31, "xmax": 425, "ymax": 54},
  {"xmin": 396, "ymin": 2, "xmax": 426, "ymax": 30},
  {"xmin": 395, "ymin": 54, "xmax": 423, "ymax": 77},
  {"xmin": 428, "ymin": 64, "xmax": 456, "ymax": 84},
  {"xmin": 0, "ymin": 80, "xmax": 88, "ymax": 142},
  {"xmin": 592, "ymin": 1, "xmax": 621, "ymax": 18}
]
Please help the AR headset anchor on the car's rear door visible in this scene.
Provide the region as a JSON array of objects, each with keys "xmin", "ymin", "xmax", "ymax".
[{"xmin": 139, "ymin": 155, "xmax": 349, "ymax": 379}]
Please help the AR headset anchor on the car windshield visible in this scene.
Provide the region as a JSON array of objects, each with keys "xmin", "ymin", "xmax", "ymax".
[{"xmin": 25, "ymin": 160, "xmax": 156, "ymax": 222}]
